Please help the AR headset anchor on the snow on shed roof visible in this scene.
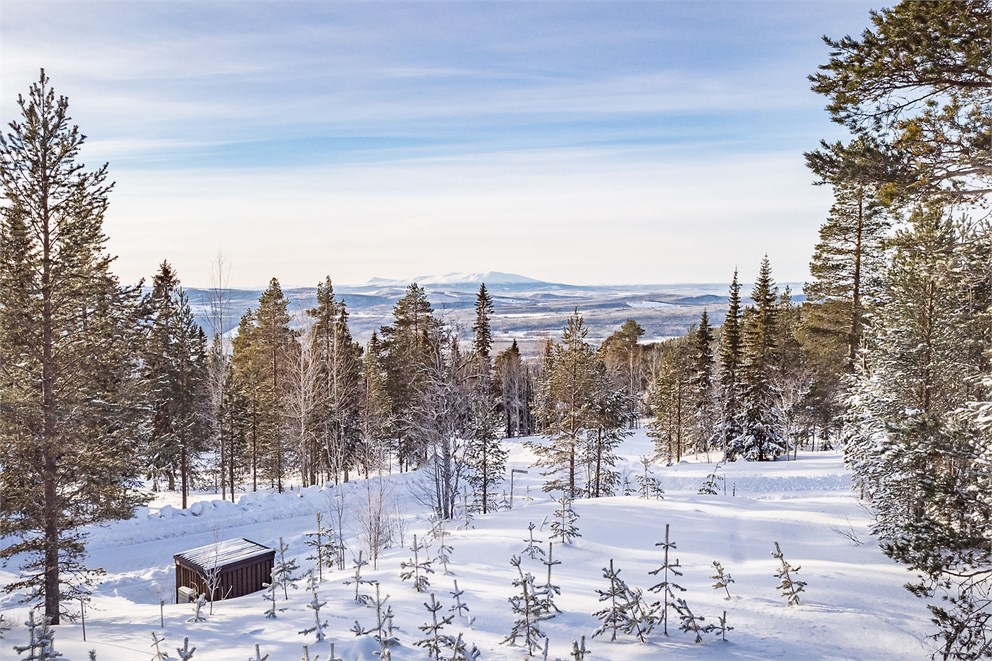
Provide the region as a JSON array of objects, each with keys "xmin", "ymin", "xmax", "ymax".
[{"xmin": 174, "ymin": 538, "xmax": 273, "ymax": 572}]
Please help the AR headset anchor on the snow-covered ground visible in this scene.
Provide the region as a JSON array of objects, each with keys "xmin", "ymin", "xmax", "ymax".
[{"xmin": 0, "ymin": 431, "xmax": 932, "ymax": 660}]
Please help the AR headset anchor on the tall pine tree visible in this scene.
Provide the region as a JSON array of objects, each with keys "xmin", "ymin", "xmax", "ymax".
[{"xmin": 0, "ymin": 70, "xmax": 146, "ymax": 623}]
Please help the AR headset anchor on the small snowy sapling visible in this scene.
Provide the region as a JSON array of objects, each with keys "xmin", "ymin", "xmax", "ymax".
[
  {"xmin": 150, "ymin": 631, "xmax": 170, "ymax": 661},
  {"xmin": 522, "ymin": 522, "xmax": 545, "ymax": 560},
  {"xmin": 175, "ymin": 637, "xmax": 196, "ymax": 660},
  {"xmin": 772, "ymin": 541, "xmax": 806, "ymax": 606},
  {"xmin": 549, "ymin": 493, "xmax": 580, "ymax": 545},
  {"xmin": 300, "ymin": 571, "xmax": 329, "ymax": 642},
  {"xmin": 14, "ymin": 609, "xmax": 61, "ymax": 660},
  {"xmin": 400, "ymin": 534, "xmax": 435, "ymax": 592},
  {"xmin": 415, "ymin": 592, "xmax": 456, "ymax": 660},
  {"xmin": 344, "ymin": 551, "xmax": 375, "ymax": 604},
  {"xmin": 674, "ymin": 597, "xmax": 714, "ymax": 643},
  {"xmin": 273, "ymin": 536, "xmax": 300, "ymax": 600},
  {"xmin": 648, "ymin": 523, "xmax": 685, "ymax": 636},
  {"xmin": 711, "ymin": 560, "xmax": 735, "ymax": 599},
  {"xmin": 503, "ymin": 555, "xmax": 550, "ymax": 656},
  {"xmin": 188, "ymin": 593, "xmax": 208, "ymax": 623}
]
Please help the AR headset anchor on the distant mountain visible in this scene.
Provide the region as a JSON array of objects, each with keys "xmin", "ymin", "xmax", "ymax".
[
  {"xmin": 184, "ymin": 275, "xmax": 803, "ymax": 356},
  {"xmin": 360, "ymin": 271, "xmax": 548, "ymax": 288}
]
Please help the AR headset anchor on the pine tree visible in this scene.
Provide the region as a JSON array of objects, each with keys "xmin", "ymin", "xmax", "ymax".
[
  {"xmin": 357, "ymin": 332, "xmax": 394, "ymax": 475},
  {"xmin": 253, "ymin": 279, "xmax": 296, "ymax": 491},
  {"xmin": 537, "ymin": 541, "xmax": 562, "ymax": 617},
  {"xmin": 0, "ymin": 69, "xmax": 146, "ymax": 625},
  {"xmin": 845, "ymin": 206, "xmax": 992, "ymax": 657},
  {"xmin": 530, "ymin": 310, "xmax": 600, "ymax": 496},
  {"xmin": 351, "ymin": 582, "xmax": 399, "ymax": 656},
  {"xmin": 810, "ymin": 0, "xmax": 991, "ymax": 203},
  {"xmin": 673, "ymin": 597, "xmax": 713, "ymax": 643},
  {"xmin": 344, "ymin": 550, "xmax": 374, "ymax": 603},
  {"xmin": 472, "ymin": 283, "xmax": 494, "ymax": 364},
  {"xmin": 636, "ymin": 456, "xmax": 664, "ymax": 500},
  {"xmin": 592, "ymin": 559, "xmax": 627, "ymax": 642},
  {"xmin": 804, "ymin": 142, "xmax": 890, "ymax": 368},
  {"xmin": 273, "ymin": 536, "xmax": 300, "ymax": 600},
  {"xmin": 690, "ymin": 310, "xmax": 718, "ymax": 454},
  {"xmin": 521, "ymin": 522, "xmax": 545, "ymax": 560},
  {"xmin": 648, "ymin": 338, "xmax": 693, "ymax": 462},
  {"xmin": 599, "ymin": 319, "xmax": 646, "ymax": 425},
  {"xmin": 584, "ymin": 385, "xmax": 630, "ymax": 498}
]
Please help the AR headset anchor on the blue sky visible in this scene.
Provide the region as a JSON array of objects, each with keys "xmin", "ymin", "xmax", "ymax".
[{"xmin": 1, "ymin": 1, "xmax": 880, "ymax": 287}]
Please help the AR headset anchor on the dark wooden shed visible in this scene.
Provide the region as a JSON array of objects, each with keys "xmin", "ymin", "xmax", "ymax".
[{"xmin": 174, "ymin": 538, "xmax": 275, "ymax": 603}]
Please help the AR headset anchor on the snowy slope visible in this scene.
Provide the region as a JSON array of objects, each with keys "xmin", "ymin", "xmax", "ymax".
[{"xmin": 0, "ymin": 431, "xmax": 931, "ymax": 660}]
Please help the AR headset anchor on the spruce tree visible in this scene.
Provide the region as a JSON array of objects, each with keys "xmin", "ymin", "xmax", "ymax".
[
  {"xmin": 142, "ymin": 261, "xmax": 211, "ymax": 508},
  {"xmin": 0, "ymin": 69, "xmax": 146, "ymax": 624},
  {"xmin": 730, "ymin": 257, "xmax": 787, "ymax": 461},
  {"xmin": 465, "ymin": 287, "xmax": 506, "ymax": 513},
  {"xmin": 714, "ymin": 270, "xmax": 743, "ymax": 457},
  {"xmin": 690, "ymin": 310, "xmax": 717, "ymax": 454},
  {"xmin": 381, "ymin": 283, "xmax": 439, "ymax": 468},
  {"xmin": 307, "ymin": 277, "xmax": 362, "ymax": 484}
]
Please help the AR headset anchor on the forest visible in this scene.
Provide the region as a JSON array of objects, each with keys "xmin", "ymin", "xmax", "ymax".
[{"xmin": 0, "ymin": 1, "xmax": 990, "ymax": 659}]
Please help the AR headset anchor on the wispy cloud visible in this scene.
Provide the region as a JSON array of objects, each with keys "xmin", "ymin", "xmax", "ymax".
[{"xmin": 1, "ymin": 0, "xmax": 876, "ymax": 286}]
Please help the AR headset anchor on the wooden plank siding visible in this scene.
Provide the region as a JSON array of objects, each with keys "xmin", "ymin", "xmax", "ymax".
[{"xmin": 174, "ymin": 538, "xmax": 275, "ymax": 602}]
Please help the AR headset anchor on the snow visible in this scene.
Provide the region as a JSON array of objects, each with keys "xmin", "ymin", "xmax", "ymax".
[
  {"xmin": 0, "ymin": 430, "xmax": 932, "ymax": 660},
  {"xmin": 175, "ymin": 539, "xmax": 273, "ymax": 573}
]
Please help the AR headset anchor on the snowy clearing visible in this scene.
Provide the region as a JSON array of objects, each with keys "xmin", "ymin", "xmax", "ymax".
[{"xmin": 0, "ymin": 430, "xmax": 931, "ymax": 660}]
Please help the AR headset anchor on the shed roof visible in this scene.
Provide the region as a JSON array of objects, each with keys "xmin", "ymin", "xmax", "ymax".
[{"xmin": 174, "ymin": 538, "xmax": 273, "ymax": 572}]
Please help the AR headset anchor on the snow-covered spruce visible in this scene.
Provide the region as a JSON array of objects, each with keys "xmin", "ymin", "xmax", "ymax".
[
  {"xmin": 351, "ymin": 582, "xmax": 398, "ymax": 657},
  {"xmin": 591, "ymin": 558, "xmax": 657, "ymax": 643},
  {"xmin": 13, "ymin": 610, "xmax": 62, "ymax": 660}
]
